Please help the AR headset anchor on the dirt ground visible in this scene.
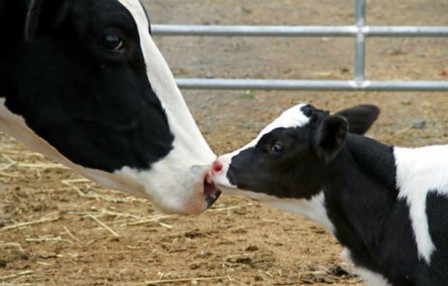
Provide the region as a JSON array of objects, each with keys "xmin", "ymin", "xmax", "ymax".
[{"xmin": 1, "ymin": 1, "xmax": 447, "ymax": 285}]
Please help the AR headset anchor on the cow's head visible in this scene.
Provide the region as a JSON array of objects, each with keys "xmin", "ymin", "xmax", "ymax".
[
  {"xmin": 213, "ymin": 104, "xmax": 379, "ymax": 201},
  {"xmin": 0, "ymin": 0, "xmax": 220, "ymax": 214}
]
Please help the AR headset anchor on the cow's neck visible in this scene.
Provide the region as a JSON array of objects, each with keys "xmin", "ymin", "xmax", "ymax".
[
  {"xmin": 0, "ymin": 1, "xmax": 27, "ymax": 99},
  {"xmin": 0, "ymin": 1, "xmax": 27, "ymax": 55},
  {"xmin": 322, "ymin": 134, "xmax": 397, "ymax": 270}
]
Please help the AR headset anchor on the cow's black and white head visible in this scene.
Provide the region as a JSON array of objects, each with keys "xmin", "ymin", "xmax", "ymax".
[
  {"xmin": 0, "ymin": 0, "xmax": 220, "ymax": 214},
  {"xmin": 213, "ymin": 104, "xmax": 379, "ymax": 216}
]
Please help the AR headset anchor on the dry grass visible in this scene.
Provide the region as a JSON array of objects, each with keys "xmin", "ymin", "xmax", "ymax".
[{"xmin": 0, "ymin": 132, "xmax": 362, "ymax": 285}]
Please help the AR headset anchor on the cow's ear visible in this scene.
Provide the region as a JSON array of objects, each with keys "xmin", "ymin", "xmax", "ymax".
[
  {"xmin": 25, "ymin": 0, "xmax": 70, "ymax": 42},
  {"xmin": 334, "ymin": 104, "xmax": 380, "ymax": 135},
  {"xmin": 313, "ymin": 115, "xmax": 348, "ymax": 164}
]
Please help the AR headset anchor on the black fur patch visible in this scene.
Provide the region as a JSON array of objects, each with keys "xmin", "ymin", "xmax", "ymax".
[{"xmin": 0, "ymin": 0, "xmax": 174, "ymax": 172}]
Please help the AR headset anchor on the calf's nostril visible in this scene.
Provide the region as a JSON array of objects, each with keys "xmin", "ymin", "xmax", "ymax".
[{"xmin": 212, "ymin": 160, "xmax": 223, "ymax": 174}]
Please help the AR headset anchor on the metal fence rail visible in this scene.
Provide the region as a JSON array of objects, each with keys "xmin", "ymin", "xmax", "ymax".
[
  {"xmin": 153, "ymin": 0, "xmax": 448, "ymax": 91},
  {"xmin": 153, "ymin": 25, "xmax": 448, "ymax": 38}
]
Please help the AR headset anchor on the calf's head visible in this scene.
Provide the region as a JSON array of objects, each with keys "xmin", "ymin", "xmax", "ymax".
[
  {"xmin": 213, "ymin": 104, "xmax": 379, "ymax": 201},
  {"xmin": 0, "ymin": 0, "xmax": 220, "ymax": 214}
]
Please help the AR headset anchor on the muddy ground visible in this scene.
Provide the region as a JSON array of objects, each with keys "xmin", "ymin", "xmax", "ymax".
[{"xmin": 1, "ymin": 0, "xmax": 447, "ymax": 285}]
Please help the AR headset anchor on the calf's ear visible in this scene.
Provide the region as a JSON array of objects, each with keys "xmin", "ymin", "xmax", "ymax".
[
  {"xmin": 314, "ymin": 115, "xmax": 348, "ymax": 164},
  {"xmin": 25, "ymin": 0, "xmax": 70, "ymax": 42},
  {"xmin": 334, "ymin": 104, "xmax": 380, "ymax": 135}
]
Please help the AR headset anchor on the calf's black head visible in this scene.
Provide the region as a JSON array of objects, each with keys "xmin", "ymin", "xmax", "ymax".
[
  {"xmin": 213, "ymin": 104, "xmax": 380, "ymax": 200},
  {"xmin": 0, "ymin": 0, "xmax": 220, "ymax": 214}
]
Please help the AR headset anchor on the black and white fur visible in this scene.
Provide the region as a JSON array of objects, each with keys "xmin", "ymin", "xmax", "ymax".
[
  {"xmin": 0, "ymin": 0, "xmax": 220, "ymax": 214},
  {"xmin": 213, "ymin": 103, "xmax": 448, "ymax": 286}
]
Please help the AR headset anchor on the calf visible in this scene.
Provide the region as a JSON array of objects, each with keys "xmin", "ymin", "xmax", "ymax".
[
  {"xmin": 213, "ymin": 103, "xmax": 448, "ymax": 286},
  {"xmin": 0, "ymin": 0, "xmax": 220, "ymax": 214}
]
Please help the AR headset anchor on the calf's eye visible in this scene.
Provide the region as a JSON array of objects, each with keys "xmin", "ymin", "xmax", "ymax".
[{"xmin": 271, "ymin": 142, "xmax": 284, "ymax": 156}]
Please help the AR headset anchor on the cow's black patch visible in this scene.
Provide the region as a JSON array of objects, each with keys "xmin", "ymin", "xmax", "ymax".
[
  {"xmin": 0, "ymin": 0, "xmax": 174, "ymax": 172},
  {"xmin": 0, "ymin": 1, "xmax": 26, "ymax": 98}
]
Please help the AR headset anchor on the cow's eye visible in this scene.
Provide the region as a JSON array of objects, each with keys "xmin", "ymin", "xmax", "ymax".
[
  {"xmin": 271, "ymin": 142, "xmax": 283, "ymax": 156},
  {"xmin": 101, "ymin": 33, "xmax": 125, "ymax": 53}
]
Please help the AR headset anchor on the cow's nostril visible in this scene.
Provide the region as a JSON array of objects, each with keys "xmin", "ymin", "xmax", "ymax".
[{"xmin": 212, "ymin": 160, "xmax": 223, "ymax": 174}]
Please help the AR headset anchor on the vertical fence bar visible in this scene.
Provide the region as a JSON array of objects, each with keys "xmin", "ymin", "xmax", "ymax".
[
  {"xmin": 153, "ymin": 1, "xmax": 448, "ymax": 91},
  {"xmin": 354, "ymin": 0, "xmax": 367, "ymax": 84}
]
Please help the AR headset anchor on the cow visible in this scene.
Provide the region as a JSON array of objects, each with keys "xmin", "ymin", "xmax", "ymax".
[
  {"xmin": 213, "ymin": 103, "xmax": 448, "ymax": 286},
  {"xmin": 0, "ymin": 0, "xmax": 220, "ymax": 215}
]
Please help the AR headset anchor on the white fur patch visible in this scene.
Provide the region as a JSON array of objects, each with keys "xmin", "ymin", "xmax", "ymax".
[
  {"xmin": 242, "ymin": 103, "xmax": 311, "ymax": 151},
  {"xmin": 394, "ymin": 145, "xmax": 448, "ymax": 264},
  {"xmin": 117, "ymin": 0, "xmax": 214, "ymax": 162},
  {"xmin": 357, "ymin": 267, "xmax": 392, "ymax": 286},
  {"xmin": 218, "ymin": 186, "xmax": 334, "ymax": 232},
  {"xmin": 214, "ymin": 103, "xmax": 311, "ymax": 185},
  {"xmin": 116, "ymin": 0, "xmax": 216, "ymax": 213},
  {"xmin": 341, "ymin": 248, "xmax": 392, "ymax": 286}
]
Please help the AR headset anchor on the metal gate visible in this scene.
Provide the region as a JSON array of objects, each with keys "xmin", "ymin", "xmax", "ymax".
[{"xmin": 152, "ymin": 0, "xmax": 448, "ymax": 91}]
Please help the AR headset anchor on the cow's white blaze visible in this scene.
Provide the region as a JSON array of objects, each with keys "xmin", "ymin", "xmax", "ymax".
[
  {"xmin": 114, "ymin": 0, "xmax": 216, "ymax": 213},
  {"xmin": 394, "ymin": 145, "xmax": 448, "ymax": 264}
]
